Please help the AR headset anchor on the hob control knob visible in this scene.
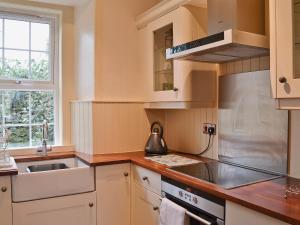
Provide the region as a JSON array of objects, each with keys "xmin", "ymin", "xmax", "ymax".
[
  {"xmin": 192, "ymin": 197, "xmax": 198, "ymax": 204},
  {"xmin": 179, "ymin": 191, "xmax": 183, "ymax": 197}
]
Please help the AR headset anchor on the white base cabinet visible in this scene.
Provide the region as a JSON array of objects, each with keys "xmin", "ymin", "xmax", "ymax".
[
  {"xmin": 12, "ymin": 191, "xmax": 96, "ymax": 225},
  {"xmin": 0, "ymin": 176, "xmax": 12, "ymax": 225},
  {"xmin": 96, "ymin": 163, "xmax": 131, "ymax": 225},
  {"xmin": 131, "ymin": 165, "xmax": 161, "ymax": 225},
  {"xmin": 226, "ymin": 201, "xmax": 290, "ymax": 225},
  {"xmin": 132, "ymin": 183, "xmax": 161, "ymax": 225}
]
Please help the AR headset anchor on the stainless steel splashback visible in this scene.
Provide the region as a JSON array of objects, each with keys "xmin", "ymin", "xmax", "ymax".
[{"xmin": 218, "ymin": 70, "xmax": 288, "ymax": 174}]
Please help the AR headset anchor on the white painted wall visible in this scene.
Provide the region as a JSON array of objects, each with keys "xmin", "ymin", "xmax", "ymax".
[
  {"xmin": 29, "ymin": 0, "xmax": 90, "ymax": 6},
  {"xmin": 74, "ymin": 0, "xmax": 160, "ymax": 101},
  {"xmin": 74, "ymin": 0, "xmax": 95, "ymax": 100},
  {"xmin": 94, "ymin": 0, "xmax": 160, "ymax": 101}
]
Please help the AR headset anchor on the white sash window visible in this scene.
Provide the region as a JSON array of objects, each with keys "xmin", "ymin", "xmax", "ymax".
[{"xmin": 0, "ymin": 8, "xmax": 59, "ymax": 149}]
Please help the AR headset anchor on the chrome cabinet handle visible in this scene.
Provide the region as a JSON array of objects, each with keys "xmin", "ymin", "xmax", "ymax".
[
  {"xmin": 123, "ymin": 172, "xmax": 129, "ymax": 177},
  {"xmin": 1, "ymin": 186, "xmax": 7, "ymax": 192},
  {"xmin": 89, "ymin": 202, "xmax": 94, "ymax": 207},
  {"xmin": 279, "ymin": 77, "xmax": 287, "ymax": 84},
  {"xmin": 142, "ymin": 176, "xmax": 148, "ymax": 181}
]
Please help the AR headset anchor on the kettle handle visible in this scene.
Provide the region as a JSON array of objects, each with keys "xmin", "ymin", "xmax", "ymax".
[{"xmin": 151, "ymin": 122, "xmax": 163, "ymax": 137}]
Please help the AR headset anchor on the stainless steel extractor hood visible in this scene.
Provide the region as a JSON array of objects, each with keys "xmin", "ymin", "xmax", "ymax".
[
  {"xmin": 166, "ymin": 0, "xmax": 269, "ymax": 63},
  {"xmin": 166, "ymin": 29, "xmax": 269, "ymax": 63}
]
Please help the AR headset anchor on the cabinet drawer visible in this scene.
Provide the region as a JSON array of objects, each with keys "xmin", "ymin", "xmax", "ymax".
[
  {"xmin": 132, "ymin": 165, "xmax": 161, "ymax": 195},
  {"xmin": 13, "ymin": 191, "xmax": 96, "ymax": 225},
  {"xmin": 132, "ymin": 184, "xmax": 161, "ymax": 225}
]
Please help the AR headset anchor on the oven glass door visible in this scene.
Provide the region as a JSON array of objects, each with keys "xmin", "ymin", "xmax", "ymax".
[{"xmin": 164, "ymin": 193, "xmax": 223, "ymax": 225}]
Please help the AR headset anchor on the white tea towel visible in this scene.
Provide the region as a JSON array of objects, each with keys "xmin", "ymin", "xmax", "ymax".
[{"xmin": 159, "ymin": 198, "xmax": 186, "ymax": 225}]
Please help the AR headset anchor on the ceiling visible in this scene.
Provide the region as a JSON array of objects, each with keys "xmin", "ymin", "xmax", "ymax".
[
  {"xmin": 28, "ymin": 0, "xmax": 90, "ymax": 6},
  {"xmin": 29, "ymin": 0, "xmax": 207, "ymax": 7},
  {"xmin": 188, "ymin": 0, "xmax": 207, "ymax": 8}
]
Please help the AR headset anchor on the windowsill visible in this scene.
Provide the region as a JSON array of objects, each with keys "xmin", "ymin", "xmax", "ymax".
[{"xmin": 7, "ymin": 145, "xmax": 74, "ymax": 156}]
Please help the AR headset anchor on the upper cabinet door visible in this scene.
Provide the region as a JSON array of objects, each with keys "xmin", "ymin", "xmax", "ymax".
[
  {"xmin": 273, "ymin": 0, "xmax": 300, "ymax": 98},
  {"xmin": 141, "ymin": 6, "xmax": 217, "ymax": 104}
]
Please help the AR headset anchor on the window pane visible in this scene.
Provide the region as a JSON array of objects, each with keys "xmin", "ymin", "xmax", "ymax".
[
  {"xmin": 31, "ymin": 51, "xmax": 49, "ymax": 80},
  {"xmin": 0, "ymin": 19, "xmax": 3, "ymax": 48},
  {"xmin": 32, "ymin": 124, "xmax": 54, "ymax": 147},
  {"xmin": 0, "ymin": 91, "xmax": 2, "ymax": 123},
  {"xmin": 3, "ymin": 91, "xmax": 29, "ymax": 124},
  {"xmin": 31, "ymin": 22, "xmax": 50, "ymax": 51},
  {"xmin": 4, "ymin": 19, "xmax": 29, "ymax": 50},
  {"xmin": 0, "ymin": 50, "xmax": 3, "ymax": 77},
  {"xmin": 4, "ymin": 50, "xmax": 29, "ymax": 79},
  {"xmin": 0, "ymin": 90, "xmax": 55, "ymax": 148},
  {"xmin": 31, "ymin": 91, "xmax": 54, "ymax": 124},
  {"xmin": 6, "ymin": 126, "xmax": 29, "ymax": 148}
]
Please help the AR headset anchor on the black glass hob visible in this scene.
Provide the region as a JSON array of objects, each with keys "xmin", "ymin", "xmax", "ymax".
[{"xmin": 168, "ymin": 161, "xmax": 281, "ymax": 189}]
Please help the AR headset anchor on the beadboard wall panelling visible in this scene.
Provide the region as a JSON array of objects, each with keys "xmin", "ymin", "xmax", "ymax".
[
  {"xmin": 92, "ymin": 103, "xmax": 148, "ymax": 154},
  {"xmin": 145, "ymin": 109, "xmax": 167, "ymax": 129},
  {"xmin": 218, "ymin": 56, "xmax": 270, "ymax": 76},
  {"xmin": 71, "ymin": 102, "xmax": 166, "ymax": 154},
  {"xmin": 165, "ymin": 108, "xmax": 218, "ymax": 158},
  {"xmin": 71, "ymin": 102, "xmax": 93, "ymax": 154}
]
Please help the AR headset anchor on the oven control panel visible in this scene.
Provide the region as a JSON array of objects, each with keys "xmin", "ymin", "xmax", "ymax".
[{"xmin": 161, "ymin": 181, "xmax": 225, "ymax": 220}]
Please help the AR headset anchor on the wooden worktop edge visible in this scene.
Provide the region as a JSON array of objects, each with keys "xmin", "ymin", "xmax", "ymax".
[{"xmin": 3, "ymin": 151, "xmax": 299, "ymax": 224}]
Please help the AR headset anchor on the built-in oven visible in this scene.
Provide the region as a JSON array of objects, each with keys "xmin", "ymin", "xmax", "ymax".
[{"xmin": 161, "ymin": 176, "xmax": 225, "ymax": 225}]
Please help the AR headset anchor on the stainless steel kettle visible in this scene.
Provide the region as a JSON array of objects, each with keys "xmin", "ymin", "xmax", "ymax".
[{"xmin": 145, "ymin": 122, "xmax": 168, "ymax": 156}]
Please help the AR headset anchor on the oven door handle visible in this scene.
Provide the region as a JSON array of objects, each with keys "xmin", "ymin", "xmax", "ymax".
[
  {"xmin": 185, "ymin": 210, "xmax": 212, "ymax": 225},
  {"xmin": 159, "ymin": 197, "xmax": 212, "ymax": 225}
]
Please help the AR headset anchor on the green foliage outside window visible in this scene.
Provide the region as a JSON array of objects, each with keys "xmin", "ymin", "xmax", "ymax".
[{"xmin": 0, "ymin": 58, "xmax": 55, "ymax": 148}]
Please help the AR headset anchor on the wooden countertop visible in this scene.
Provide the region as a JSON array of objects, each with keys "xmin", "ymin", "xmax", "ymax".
[
  {"xmin": 77, "ymin": 151, "xmax": 300, "ymax": 225},
  {"xmin": 4, "ymin": 151, "xmax": 300, "ymax": 224},
  {"xmin": 0, "ymin": 152, "xmax": 75, "ymax": 176},
  {"xmin": 0, "ymin": 157, "xmax": 18, "ymax": 176}
]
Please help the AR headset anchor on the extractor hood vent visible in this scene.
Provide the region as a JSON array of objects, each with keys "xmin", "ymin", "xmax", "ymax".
[{"xmin": 166, "ymin": 29, "xmax": 269, "ymax": 63}]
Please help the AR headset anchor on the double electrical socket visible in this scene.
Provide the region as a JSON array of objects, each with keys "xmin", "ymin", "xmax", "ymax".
[{"xmin": 203, "ymin": 123, "xmax": 216, "ymax": 135}]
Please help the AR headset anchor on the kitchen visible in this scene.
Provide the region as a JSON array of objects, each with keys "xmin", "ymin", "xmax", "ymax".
[{"xmin": 0, "ymin": 0, "xmax": 300, "ymax": 225}]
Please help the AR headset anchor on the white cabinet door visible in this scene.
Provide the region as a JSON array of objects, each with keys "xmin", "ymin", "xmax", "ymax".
[
  {"xmin": 132, "ymin": 184, "xmax": 161, "ymax": 225},
  {"xmin": 13, "ymin": 192, "xmax": 96, "ymax": 225},
  {"xmin": 226, "ymin": 201, "xmax": 290, "ymax": 225},
  {"xmin": 140, "ymin": 6, "xmax": 216, "ymax": 104},
  {"xmin": 0, "ymin": 176, "xmax": 12, "ymax": 225},
  {"xmin": 96, "ymin": 163, "xmax": 131, "ymax": 225},
  {"xmin": 270, "ymin": 0, "xmax": 300, "ymax": 99}
]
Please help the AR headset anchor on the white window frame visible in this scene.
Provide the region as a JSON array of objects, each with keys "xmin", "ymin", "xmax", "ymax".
[{"xmin": 0, "ymin": 5, "xmax": 60, "ymax": 149}]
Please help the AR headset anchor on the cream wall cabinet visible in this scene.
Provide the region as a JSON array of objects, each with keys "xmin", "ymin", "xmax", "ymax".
[
  {"xmin": 96, "ymin": 163, "xmax": 131, "ymax": 225},
  {"xmin": 226, "ymin": 201, "xmax": 290, "ymax": 225},
  {"xmin": 13, "ymin": 192, "xmax": 96, "ymax": 225},
  {"xmin": 270, "ymin": 0, "xmax": 300, "ymax": 108},
  {"xmin": 139, "ymin": 6, "xmax": 217, "ymax": 106},
  {"xmin": 0, "ymin": 176, "xmax": 12, "ymax": 225},
  {"xmin": 131, "ymin": 165, "xmax": 161, "ymax": 225}
]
